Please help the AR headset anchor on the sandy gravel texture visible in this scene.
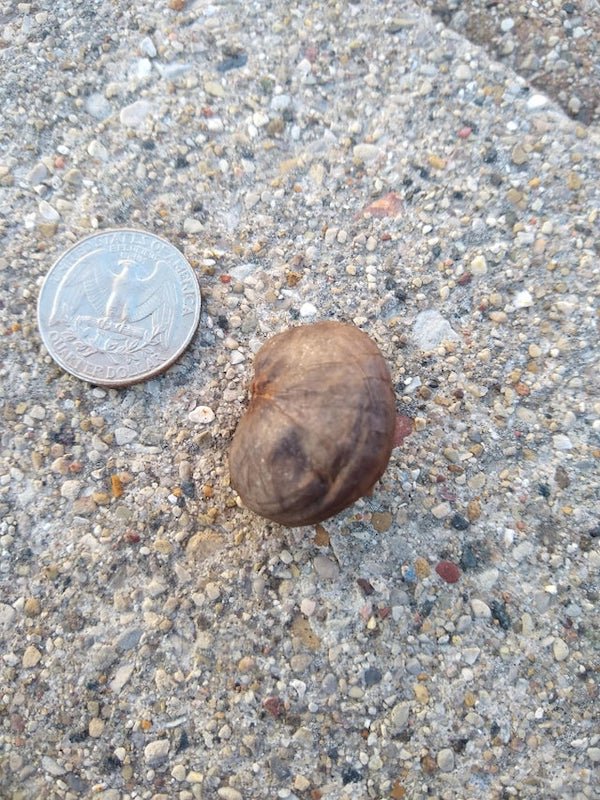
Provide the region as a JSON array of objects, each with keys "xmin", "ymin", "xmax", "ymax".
[
  {"xmin": 419, "ymin": 0, "xmax": 600, "ymax": 125},
  {"xmin": 1, "ymin": 2, "xmax": 599, "ymax": 800}
]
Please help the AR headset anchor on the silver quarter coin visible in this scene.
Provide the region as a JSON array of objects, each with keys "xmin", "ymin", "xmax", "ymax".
[{"xmin": 37, "ymin": 228, "xmax": 201, "ymax": 387}]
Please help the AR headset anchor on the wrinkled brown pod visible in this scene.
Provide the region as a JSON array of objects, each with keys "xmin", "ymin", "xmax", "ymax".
[{"xmin": 229, "ymin": 321, "xmax": 396, "ymax": 526}]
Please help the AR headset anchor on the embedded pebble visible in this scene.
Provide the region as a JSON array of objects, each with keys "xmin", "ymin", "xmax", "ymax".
[
  {"xmin": 87, "ymin": 140, "xmax": 109, "ymax": 161},
  {"xmin": 38, "ymin": 201, "xmax": 59, "ymax": 223},
  {"xmin": 27, "ymin": 162, "xmax": 48, "ymax": 185},
  {"xmin": 313, "ymin": 555, "xmax": 340, "ymax": 580},
  {"xmin": 471, "ymin": 599, "xmax": 492, "ymax": 618},
  {"xmin": 431, "ymin": 502, "xmax": 452, "ymax": 520},
  {"xmin": 437, "ymin": 748, "xmax": 455, "ymax": 772},
  {"xmin": 514, "ymin": 289, "xmax": 533, "ymax": 308},
  {"xmin": 412, "ymin": 310, "xmax": 459, "ymax": 350},
  {"xmin": 470, "ymin": 255, "xmax": 487, "ymax": 275},
  {"xmin": 85, "ymin": 92, "xmax": 112, "ymax": 120},
  {"xmin": 188, "ymin": 406, "xmax": 215, "ymax": 424},
  {"xmin": 353, "ymin": 143, "xmax": 381, "ymax": 162},
  {"xmin": 435, "ymin": 561, "xmax": 461, "ymax": 583},
  {"xmin": 553, "ymin": 638, "xmax": 569, "ymax": 662},
  {"xmin": 114, "ymin": 427, "xmax": 138, "ymax": 445},
  {"xmin": 527, "ymin": 93, "xmax": 549, "ymax": 111},
  {"xmin": 22, "ymin": 645, "xmax": 42, "ymax": 668},
  {"xmin": 299, "ymin": 302, "xmax": 317, "ymax": 317},
  {"xmin": 0, "ymin": 603, "xmax": 16, "ymax": 626},
  {"xmin": 553, "ymin": 434, "xmax": 573, "ymax": 451},
  {"xmin": 144, "ymin": 739, "xmax": 170, "ymax": 765},
  {"xmin": 217, "ymin": 789, "xmax": 243, "ymax": 800},
  {"xmin": 119, "ymin": 100, "xmax": 153, "ymax": 127}
]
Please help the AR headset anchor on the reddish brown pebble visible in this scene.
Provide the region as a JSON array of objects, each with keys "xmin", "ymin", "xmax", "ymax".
[
  {"xmin": 435, "ymin": 560, "xmax": 461, "ymax": 583},
  {"xmin": 314, "ymin": 523, "xmax": 330, "ymax": 547},
  {"xmin": 357, "ymin": 578, "xmax": 375, "ymax": 596},
  {"xmin": 458, "ymin": 126, "xmax": 473, "ymax": 139},
  {"xmin": 360, "ymin": 192, "xmax": 403, "ymax": 218},
  {"xmin": 262, "ymin": 696, "xmax": 286, "ymax": 718},
  {"xmin": 393, "ymin": 414, "xmax": 414, "ymax": 447}
]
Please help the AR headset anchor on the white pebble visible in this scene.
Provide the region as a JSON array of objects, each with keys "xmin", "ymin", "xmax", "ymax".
[
  {"xmin": 462, "ymin": 647, "xmax": 481, "ymax": 665},
  {"xmin": 85, "ymin": 92, "xmax": 112, "ymax": 120},
  {"xmin": 527, "ymin": 93, "xmax": 548, "ymax": 111},
  {"xmin": 156, "ymin": 62, "xmax": 192, "ymax": 80},
  {"xmin": 140, "ymin": 36, "xmax": 157, "ymax": 58},
  {"xmin": 119, "ymin": 99, "xmax": 153, "ymax": 128},
  {"xmin": 353, "ymin": 143, "xmax": 381, "ymax": 162},
  {"xmin": 114, "ymin": 427, "xmax": 138, "ymax": 445},
  {"xmin": 60, "ymin": 480, "xmax": 82, "ymax": 500},
  {"xmin": 109, "ymin": 663, "xmax": 134, "ymax": 693},
  {"xmin": 471, "ymin": 599, "xmax": 492, "ymax": 618},
  {"xmin": 0, "ymin": 603, "xmax": 16, "ymax": 626},
  {"xmin": 300, "ymin": 598, "xmax": 316, "ymax": 617},
  {"xmin": 299, "ymin": 302, "xmax": 317, "ymax": 317},
  {"xmin": 514, "ymin": 289, "xmax": 533, "ymax": 308},
  {"xmin": 144, "ymin": 738, "xmax": 170, "ymax": 765},
  {"xmin": 27, "ymin": 162, "xmax": 48, "ymax": 185},
  {"xmin": 38, "ymin": 201, "xmax": 59, "ymax": 223},
  {"xmin": 270, "ymin": 93, "xmax": 291, "ymax": 112},
  {"xmin": 87, "ymin": 140, "xmax": 109, "ymax": 161},
  {"xmin": 217, "ymin": 789, "xmax": 243, "ymax": 800},
  {"xmin": 500, "ymin": 17, "xmax": 515, "ymax": 32},
  {"xmin": 28, "ymin": 404, "xmax": 46, "ymax": 420},
  {"xmin": 188, "ymin": 406, "xmax": 215, "ymax": 424},
  {"xmin": 171, "ymin": 764, "xmax": 187, "ymax": 781},
  {"xmin": 183, "ymin": 217, "xmax": 204, "ymax": 234},
  {"xmin": 470, "ymin": 254, "xmax": 488, "ymax": 275},
  {"xmin": 587, "ymin": 748, "xmax": 600, "ymax": 763}
]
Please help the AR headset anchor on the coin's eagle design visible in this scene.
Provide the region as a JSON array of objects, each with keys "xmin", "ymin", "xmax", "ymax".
[
  {"xmin": 50, "ymin": 251, "xmax": 177, "ymax": 350},
  {"xmin": 38, "ymin": 229, "xmax": 201, "ymax": 386}
]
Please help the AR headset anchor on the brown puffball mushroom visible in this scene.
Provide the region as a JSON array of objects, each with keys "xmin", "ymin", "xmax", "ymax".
[{"xmin": 229, "ymin": 321, "xmax": 396, "ymax": 526}]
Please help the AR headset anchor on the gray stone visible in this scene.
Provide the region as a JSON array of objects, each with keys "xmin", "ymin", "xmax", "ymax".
[
  {"xmin": 144, "ymin": 738, "xmax": 170, "ymax": 765},
  {"xmin": 119, "ymin": 100, "xmax": 153, "ymax": 128},
  {"xmin": 389, "ymin": 701, "xmax": 410, "ymax": 730},
  {"xmin": 85, "ymin": 93, "xmax": 112, "ymax": 120},
  {"xmin": 313, "ymin": 555, "xmax": 340, "ymax": 580},
  {"xmin": 116, "ymin": 628, "xmax": 142, "ymax": 653},
  {"xmin": 109, "ymin": 663, "xmax": 135, "ymax": 693},
  {"xmin": 41, "ymin": 756, "xmax": 66, "ymax": 776},
  {"xmin": 353, "ymin": 143, "xmax": 381, "ymax": 162},
  {"xmin": 0, "ymin": 603, "xmax": 16, "ymax": 626},
  {"xmin": 412, "ymin": 310, "xmax": 459, "ymax": 351},
  {"xmin": 87, "ymin": 140, "xmax": 109, "ymax": 161},
  {"xmin": 27, "ymin": 162, "xmax": 48, "ymax": 185},
  {"xmin": 437, "ymin": 748, "xmax": 455, "ymax": 771},
  {"xmin": 114, "ymin": 427, "xmax": 138, "ymax": 445},
  {"xmin": 140, "ymin": 36, "xmax": 157, "ymax": 58}
]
